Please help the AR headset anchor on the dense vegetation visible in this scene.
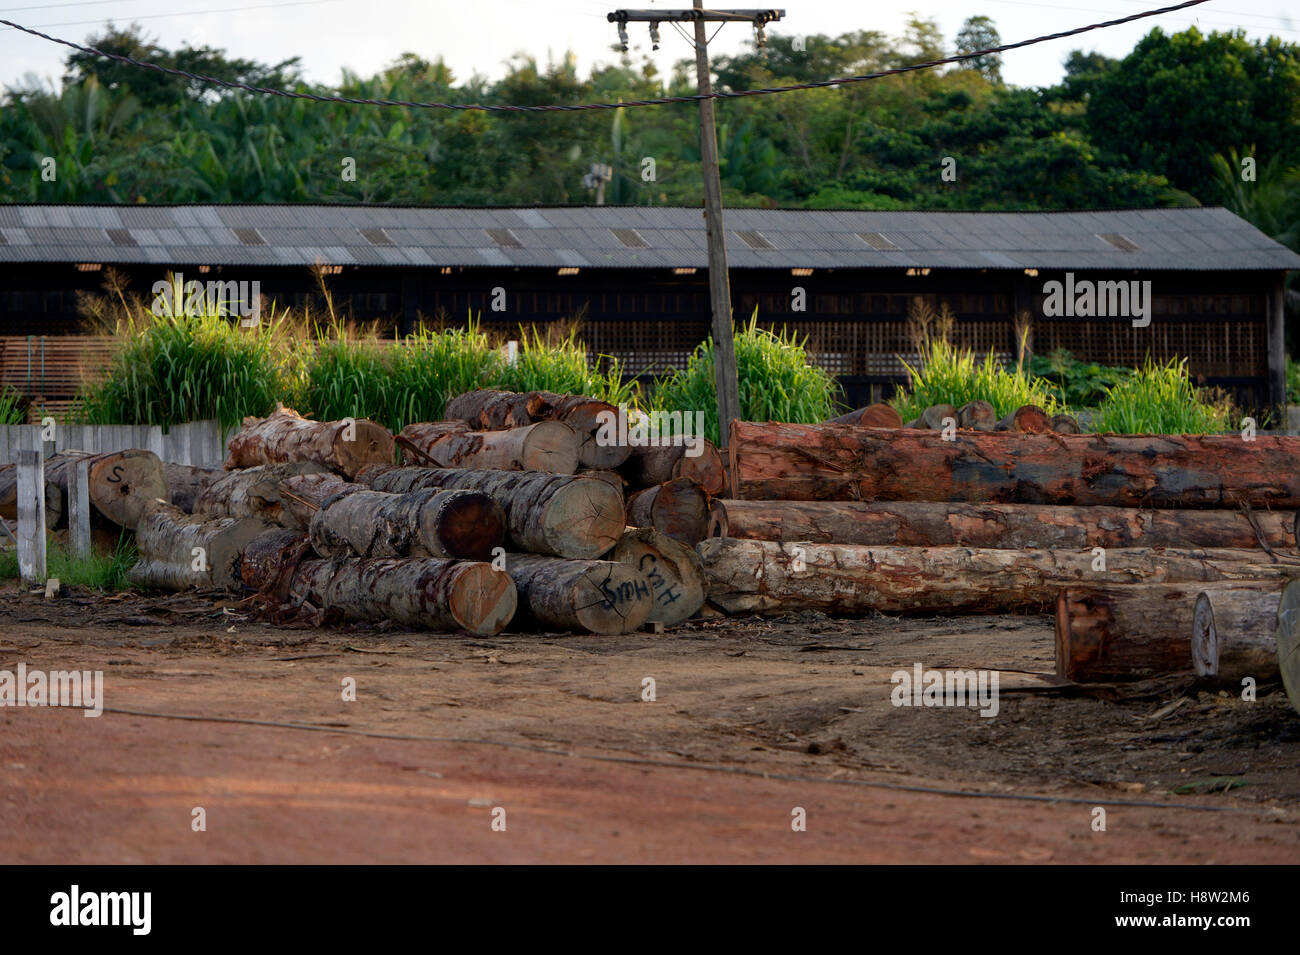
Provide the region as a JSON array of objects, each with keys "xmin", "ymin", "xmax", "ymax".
[{"xmin": 0, "ymin": 19, "xmax": 1296, "ymax": 237}]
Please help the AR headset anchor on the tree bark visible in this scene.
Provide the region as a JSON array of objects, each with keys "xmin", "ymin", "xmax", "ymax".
[
  {"xmin": 163, "ymin": 463, "xmax": 222, "ymax": 514},
  {"xmin": 958, "ymin": 400, "xmax": 997, "ymax": 431},
  {"xmin": 225, "ymin": 405, "xmax": 394, "ymax": 478},
  {"xmin": 400, "ymin": 419, "xmax": 581, "ymax": 474},
  {"xmin": 996, "ymin": 404, "xmax": 1051, "ymax": 432},
  {"xmin": 621, "ymin": 440, "xmax": 725, "ymax": 495},
  {"xmin": 1050, "ymin": 414, "xmax": 1082, "ymax": 435},
  {"xmin": 1274, "ymin": 579, "xmax": 1300, "ymax": 715},
  {"xmin": 129, "ymin": 499, "xmax": 267, "ymax": 590},
  {"xmin": 195, "ymin": 462, "xmax": 331, "ymax": 527},
  {"xmin": 505, "ymin": 553, "xmax": 653, "ymax": 634},
  {"xmin": 1055, "ymin": 582, "xmax": 1282, "ymax": 682},
  {"xmin": 308, "ymin": 486, "xmax": 505, "ymax": 560},
  {"xmin": 35, "ymin": 449, "xmax": 170, "ymax": 530},
  {"xmin": 698, "ymin": 538, "xmax": 1290, "ymax": 616},
  {"xmin": 729, "ymin": 422, "xmax": 1300, "ymax": 507},
  {"xmin": 709, "ymin": 498, "xmax": 1294, "ymax": 550},
  {"xmin": 825, "ymin": 404, "xmax": 902, "ymax": 429},
  {"xmin": 241, "ymin": 537, "xmax": 516, "ymax": 636},
  {"xmin": 627, "ymin": 477, "xmax": 711, "ymax": 546},
  {"xmin": 356, "ymin": 465, "xmax": 624, "ymax": 559},
  {"xmin": 904, "ymin": 404, "xmax": 955, "ymax": 430},
  {"xmin": 612, "ymin": 527, "xmax": 705, "ymax": 626},
  {"xmin": 1191, "ymin": 588, "xmax": 1281, "ymax": 682}
]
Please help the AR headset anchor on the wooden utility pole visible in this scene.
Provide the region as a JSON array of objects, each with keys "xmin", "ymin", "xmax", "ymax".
[{"xmin": 608, "ymin": 7, "xmax": 783, "ymax": 448}]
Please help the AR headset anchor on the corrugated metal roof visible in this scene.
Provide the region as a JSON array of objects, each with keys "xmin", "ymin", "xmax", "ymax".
[{"xmin": 0, "ymin": 204, "xmax": 1296, "ymax": 271}]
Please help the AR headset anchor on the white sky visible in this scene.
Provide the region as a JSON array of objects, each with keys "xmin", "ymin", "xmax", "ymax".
[{"xmin": 0, "ymin": 0, "xmax": 1295, "ymax": 95}]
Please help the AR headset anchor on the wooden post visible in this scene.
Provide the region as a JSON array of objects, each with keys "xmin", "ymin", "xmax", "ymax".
[
  {"xmin": 16, "ymin": 449, "xmax": 46, "ymax": 586},
  {"xmin": 1268, "ymin": 277, "xmax": 1286, "ymax": 416},
  {"xmin": 67, "ymin": 457, "xmax": 91, "ymax": 558},
  {"xmin": 692, "ymin": 0, "xmax": 740, "ymax": 449}
]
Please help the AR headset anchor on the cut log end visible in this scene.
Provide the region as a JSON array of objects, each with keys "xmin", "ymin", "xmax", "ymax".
[
  {"xmin": 1277, "ymin": 580, "xmax": 1300, "ymax": 715},
  {"xmin": 1191, "ymin": 591, "xmax": 1218, "ymax": 678},
  {"xmin": 612, "ymin": 527, "xmax": 705, "ymax": 626},
  {"xmin": 332, "ymin": 420, "xmax": 396, "ymax": 477},
  {"xmin": 421, "ymin": 490, "xmax": 507, "ymax": 561},
  {"xmin": 542, "ymin": 479, "xmax": 626, "ymax": 559},
  {"xmin": 566, "ymin": 562, "xmax": 655, "ymax": 634},
  {"xmin": 443, "ymin": 563, "xmax": 517, "ymax": 635}
]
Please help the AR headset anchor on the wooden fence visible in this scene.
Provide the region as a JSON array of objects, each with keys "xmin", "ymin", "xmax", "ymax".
[{"xmin": 0, "ymin": 419, "xmax": 233, "ymax": 467}]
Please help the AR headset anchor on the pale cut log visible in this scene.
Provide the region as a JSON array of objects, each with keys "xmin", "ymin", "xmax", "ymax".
[
  {"xmin": 401, "ymin": 420, "xmax": 581, "ymax": 474},
  {"xmin": 904, "ymin": 404, "xmax": 955, "ymax": 430},
  {"xmin": 242, "ymin": 543, "xmax": 516, "ymax": 636},
  {"xmin": 1055, "ymin": 581, "xmax": 1282, "ymax": 682},
  {"xmin": 1191, "ymin": 589, "xmax": 1281, "ymax": 682},
  {"xmin": 1050, "ymin": 413, "xmax": 1082, "ymax": 435},
  {"xmin": 129, "ymin": 499, "xmax": 266, "ymax": 590},
  {"xmin": 621, "ymin": 440, "xmax": 726, "ymax": 495},
  {"xmin": 505, "ymin": 553, "xmax": 653, "ymax": 634},
  {"xmin": 729, "ymin": 422, "xmax": 1300, "ymax": 507},
  {"xmin": 1274, "ymin": 579, "xmax": 1300, "ymax": 715},
  {"xmin": 825, "ymin": 404, "xmax": 902, "ymax": 428},
  {"xmin": 612, "ymin": 527, "xmax": 705, "ymax": 626},
  {"xmin": 444, "ymin": 389, "xmax": 630, "ymax": 469},
  {"xmin": 225, "ymin": 406, "xmax": 394, "ymax": 478},
  {"xmin": 357, "ymin": 465, "xmax": 623, "ymax": 559},
  {"xmin": 710, "ymin": 499, "xmax": 1294, "ymax": 550},
  {"xmin": 957, "ymin": 400, "xmax": 996, "ymax": 432},
  {"xmin": 698, "ymin": 539, "xmax": 1291, "ymax": 616},
  {"xmin": 996, "ymin": 404, "xmax": 1051, "ymax": 432},
  {"xmin": 195, "ymin": 461, "xmax": 331, "ymax": 527},
  {"xmin": 162, "ymin": 463, "xmax": 222, "ymax": 513},
  {"xmin": 308, "ymin": 486, "xmax": 505, "ymax": 560},
  {"xmin": 627, "ymin": 477, "xmax": 711, "ymax": 545},
  {"xmin": 578, "ymin": 469, "xmax": 626, "ymax": 494},
  {"xmin": 50, "ymin": 449, "xmax": 169, "ymax": 530}
]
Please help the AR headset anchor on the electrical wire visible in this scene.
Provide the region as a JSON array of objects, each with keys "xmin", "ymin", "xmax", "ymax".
[{"xmin": 2, "ymin": 0, "xmax": 1216, "ymax": 113}]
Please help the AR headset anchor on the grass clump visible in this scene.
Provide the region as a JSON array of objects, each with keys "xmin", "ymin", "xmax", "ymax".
[
  {"xmin": 0, "ymin": 532, "xmax": 137, "ymax": 592},
  {"xmin": 651, "ymin": 313, "xmax": 840, "ymax": 445},
  {"xmin": 1093, "ymin": 357, "xmax": 1235, "ymax": 434},
  {"xmin": 493, "ymin": 324, "xmax": 638, "ymax": 408},
  {"xmin": 0, "ymin": 386, "xmax": 26, "ymax": 425},
  {"xmin": 1029, "ymin": 348, "xmax": 1132, "ymax": 409}
]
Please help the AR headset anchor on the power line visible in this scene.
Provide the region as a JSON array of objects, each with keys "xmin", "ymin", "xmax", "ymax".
[
  {"xmin": 977, "ymin": 0, "xmax": 1300, "ymax": 36},
  {"xmin": 18, "ymin": 0, "xmax": 344, "ymax": 30},
  {"xmin": 2, "ymin": 0, "xmax": 1215, "ymax": 113}
]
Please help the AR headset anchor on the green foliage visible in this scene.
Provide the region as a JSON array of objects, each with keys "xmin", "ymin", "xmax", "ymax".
[
  {"xmin": 0, "ymin": 532, "xmax": 136, "ymax": 591},
  {"xmin": 78, "ymin": 299, "xmax": 289, "ymax": 432},
  {"xmin": 493, "ymin": 325, "xmax": 637, "ymax": 407},
  {"xmin": 1029, "ymin": 348, "xmax": 1132, "ymax": 408},
  {"xmin": 1288, "ymin": 356, "xmax": 1300, "ymax": 405},
  {"xmin": 1092, "ymin": 357, "xmax": 1235, "ymax": 434},
  {"xmin": 651, "ymin": 315, "xmax": 840, "ymax": 445},
  {"xmin": 891, "ymin": 339, "xmax": 1062, "ymax": 422},
  {"xmin": 0, "ymin": 386, "xmax": 26, "ymax": 426}
]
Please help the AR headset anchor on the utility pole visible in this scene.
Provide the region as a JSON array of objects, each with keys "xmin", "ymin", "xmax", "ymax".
[{"xmin": 608, "ymin": 7, "xmax": 783, "ymax": 449}]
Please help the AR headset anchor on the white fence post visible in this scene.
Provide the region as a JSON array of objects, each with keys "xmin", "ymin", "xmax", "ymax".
[
  {"xmin": 16, "ymin": 449, "xmax": 46, "ymax": 586},
  {"xmin": 68, "ymin": 457, "xmax": 92, "ymax": 558}
]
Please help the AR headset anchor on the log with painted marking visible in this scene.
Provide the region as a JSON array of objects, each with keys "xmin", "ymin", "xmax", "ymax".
[
  {"xmin": 0, "ymin": 448, "xmax": 170, "ymax": 530},
  {"xmin": 225, "ymin": 405, "xmax": 393, "ymax": 478},
  {"xmin": 504, "ymin": 553, "xmax": 654, "ymax": 634},
  {"xmin": 399, "ymin": 419, "xmax": 581, "ymax": 474},
  {"xmin": 129, "ymin": 498, "xmax": 267, "ymax": 590},
  {"xmin": 698, "ymin": 538, "xmax": 1290, "ymax": 616},
  {"xmin": 728, "ymin": 421, "xmax": 1300, "ymax": 507},
  {"xmin": 1055, "ymin": 581, "xmax": 1283, "ymax": 682},
  {"xmin": 356, "ymin": 465, "xmax": 623, "ymax": 559},
  {"xmin": 708, "ymin": 498, "xmax": 1294, "ymax": 551},
  {"xmin": 612, "ymin": 527, "xmax": 705, "ymax": 626}
]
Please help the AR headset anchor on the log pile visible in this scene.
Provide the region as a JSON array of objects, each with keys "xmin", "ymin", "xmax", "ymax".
[{"xmin": 225, "ymin": 405, "xmax": 393, "ymax": 478}]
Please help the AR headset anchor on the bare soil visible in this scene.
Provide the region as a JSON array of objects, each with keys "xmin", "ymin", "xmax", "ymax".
[{"xmin": 1, "ymin": 583, "xmax": 1297, "ymax": 863}]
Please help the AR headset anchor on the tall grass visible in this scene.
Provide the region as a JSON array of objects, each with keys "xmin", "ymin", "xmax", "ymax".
[
  {"xmin": 0, "ymin": 386, "xmax": 25, "ymax": 425},
  {"xmin": 1093, "ymin": 357, "xmax": 1235, "ymax": 434},
  {"xmin": 0, "ymin": 532, "xmax": 137, "ymax": 591},
  {"xmin": 79, "ymin": 300, "xmax": 290, "ymax": 432},
  {"xmin": 494, "ymin": 324, "xmax": 638, "ymax": 407},
  {"xmin": 891, "ymin": 338, "xmax": 1063, "ymax": 421},
  {"xmin": 651, "ymin": 314, "xmax": 840, "ymax": 445}
]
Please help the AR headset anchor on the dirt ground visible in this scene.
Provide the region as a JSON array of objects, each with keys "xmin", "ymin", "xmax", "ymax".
[{"xmin": 1, "ymin": 583, "xmax": 1297, "ymax": 864}]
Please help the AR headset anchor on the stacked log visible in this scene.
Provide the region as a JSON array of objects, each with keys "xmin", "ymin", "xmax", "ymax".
[
  {"xmin": 225, "ymin": 406, "xmax": 393, "ymax": 478},
  {"xmin": 1055, "ymin": 582, "xmax": 1283, "ymax": 682},
  {"xmin": 129, "ymin": 499, "xmax": 266, "ymax": 590},
  {"xmin": 357, "ymin": 465, "xmax": 624, "ymax": 559},
  {"xmin": 444, "ymin": 389, "xmax": 631, "ymax": 469},
  {"xmin": 195, "ymin": 461, "xmax": 331, "ymax": 527},
  {"xmin": 728, "ymin": 422, "xmax": 1300, "ymax": 506},
  {"xmin": 504, "ymin": 553, "xmax": 654, "ymax": 634},
  {"xmin": 627, "ymin": 477, "xmax": 712, "ymax": 546},
  {"xmin": 240, "ymin": 530, "xmax": 516, "ymax": 636},
  {"xmin": 1191, "ymin": 588, "xmax": 1282, "ymax": 683},
  {"xmin": 399, "ymin": 419, "xmax": 581, "ymax": 474},
  {"xmin": 612, "ymin": 527, "xmax": 706, "ymax": 626},
  {"xmin": 709, "ymin": 499, "xmax": 1294, "ymax": 550},
  {"xmin": 1, "ymin": 449, "xmax": 170, "ymax": 530},
  {"xmin": 698, "ymin": 538, "xmax": 1287, "ymax": 616},
  {"xmin": 904, "ymin": 404, "xmax": 955, "ymax": 430},
  {"xmin": 162, "ymin": 463, "xmax": 223, "ymax": 514},
  {"xmin": 1274, "ymin": 580, "xmax": 1300, "ymax": 715},
  {"xmin": 307, "ymin": 486, "xmax": 506, "ymax": 560},
  {"xmin": 620, "ymin": 441, "xmax": 726, "ymax": 496},
  {"xmin": 825, "ymin": 404, "xmax": 903, "ymax": 429}
]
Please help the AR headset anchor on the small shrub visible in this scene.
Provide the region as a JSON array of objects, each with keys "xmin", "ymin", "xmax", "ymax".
[
  {"xmin": 1093, "ymin": 357, "xmax": 1235, "ymax": 434},
  {"xmin": 891, "ymin": 338, "xmax": 1063, "ymax": 421},
  {"xmin": 1029, "ymin": 348, "xmax": 1131, "ymax": 409},
  {"xmin": 0, "ymin": 532, "xmax": 136, "ymax": 591},
  {"xmin": 491, "ymin": 324, "xmax": 637, "ymax": 407},
  {"xmin": 651, "ymin": 314, "xmax": 840, "ymax": 445},
  {"xmin": 0, "ymin": 385, "xmax": 25, "ymax": 426}
]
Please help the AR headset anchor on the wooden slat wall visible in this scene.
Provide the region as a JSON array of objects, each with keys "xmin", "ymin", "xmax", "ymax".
[{"xmin": 0, "ymin": 420, "xmax": 236, "ymax": 467}]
